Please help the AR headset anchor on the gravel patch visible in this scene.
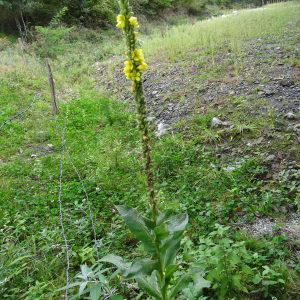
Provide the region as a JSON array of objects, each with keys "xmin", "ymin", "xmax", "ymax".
[{"xmin": 240, "ymin": 213, "xmax": 300, "ymax": 239}]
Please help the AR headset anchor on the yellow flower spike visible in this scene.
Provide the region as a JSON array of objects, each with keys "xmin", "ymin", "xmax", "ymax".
[
  {"xmin": 129, "ymin": 16, "xmax": 139, "ymax": 28},
  {"xmin": 116, "ymin": 14, "xmax": 125, "ymax": 29}
]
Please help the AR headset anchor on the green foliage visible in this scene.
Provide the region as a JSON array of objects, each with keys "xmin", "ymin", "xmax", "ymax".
[
  {"xmin": 1, "ymin": 3, "xmax": 300, "ymax": 299},
  {"xmin": 72, "ymin": 264, "xmax": 120, "ymax": 299},
  {"xmin": 102, "ymin": 207, "xmax": 210, "ymax": 300},
  {"xmin": 0, "ymin": 0, "xmax": 262, "ymax": 32},
  {"xmin": 188, "ymin": 225, "xmax": 289, "ymax": 299},
  {"xmin": 0, "ymin": 36, "xmax": 12, "ymax": 50},
  {"xmin": 33, "ymin": 26, "xmax": 73, "ymax": 58}
]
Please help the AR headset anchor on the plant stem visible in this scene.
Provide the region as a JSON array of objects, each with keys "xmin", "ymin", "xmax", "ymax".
[
  {"xmin": 119, "ymin": 0, "xmax": 158, "ymax": 224},
  {"xmin": 135, "ymin": 81, "xmax": 158, "ymax": 223}
]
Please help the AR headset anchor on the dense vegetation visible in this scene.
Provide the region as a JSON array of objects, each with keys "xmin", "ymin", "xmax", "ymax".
[
  {"xmin": 1, "ymin": 0, "xmax": 262, "ymax": 32},
  {"xmin": 1, "ymin": 1, "xmax": 300, "ymax": 299}
]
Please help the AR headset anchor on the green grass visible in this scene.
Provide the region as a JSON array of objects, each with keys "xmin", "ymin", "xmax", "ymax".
[
  {"xmin": 1, "ymin": 2, "xmax": 300, "ymax": 299},
  {"xmin": 142, "ymin": 2, "xmax": 300, "ymax": 61},
  {"xmin": 1, "ymin": 79, "xmax": 299, "ymax": 299}
]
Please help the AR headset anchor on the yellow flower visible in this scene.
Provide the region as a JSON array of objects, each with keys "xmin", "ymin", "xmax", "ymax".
[
  {"xmin": 132, "ymin": 49, "xmax": 145, "ymax": 62},
  {"xmin": 129, "ymin": 16, "xmax": 139, "ymax": 28},
  {"xmin": 138, "ymin": 62, "xmax": 148, "ymax": 72},
  {"xmin": 116, "ymin": 14, "xmax": 125, "ymax": 29},
  {"xmin": 123, "ymin": 60, "xmax": 134, "ymax": 78}
]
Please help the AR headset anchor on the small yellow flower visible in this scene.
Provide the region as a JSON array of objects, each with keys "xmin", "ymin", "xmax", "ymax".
[
  {"xmin": 129, "ymin": 16, "xmax": 139, "ymax": 28},
  {"xmin": 138, "ymin": 62, "xmax": 148, "ymax": 72},
  {"xmin": 124, "ymin": 63, "xmax": 133, "ymax": 78},
  {"xmin": 116, "ymin": 14, "xmax": 125, "ymax": 29},
  {"xmin": 132, "ymin": 49, "xmax": 145, "ymax": 62},
  {"xmin": 124, "ymin": 60, "xmax": 133, "ymax": 71}
]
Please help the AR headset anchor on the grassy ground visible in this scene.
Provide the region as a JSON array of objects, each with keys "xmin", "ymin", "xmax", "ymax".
[
  {"xmin": 1, "ymin": 2, "xmax": 300, "ymax": 299},
  {"xmin": 142, "ymin": 3, "xmax": 300, "ymax": 61}
]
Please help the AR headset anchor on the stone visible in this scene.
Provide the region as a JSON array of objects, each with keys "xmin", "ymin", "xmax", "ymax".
[
  {"xmin": 45, "ymin": 144, "xmax": 54, "ymax": 151},
  {"xmin": 147, "ymin": 116, "xmax": 155, "ymax": 123},
  {"xmin": 266, "ymin": 154, "xmax": 276, "ymax": 162},
  {"xmin": 285, "ymin": 112, "xmax": 296, "ymax": 120},
  {"xmin": 155, "ymin": 122, "xmax": 170, "ymax": 137},
  {"xmin": 279, "ymin": 79, "xmax": 294, "ymax": 87},
  {"xmin": 211, "ymin": 117, "xmax": 231, "ymax": 128}
]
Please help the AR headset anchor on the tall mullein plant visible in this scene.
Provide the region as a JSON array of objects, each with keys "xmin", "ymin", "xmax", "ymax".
[{"xmin": 102, "ymin": 1, "xmax": 210, "ymax": 299}]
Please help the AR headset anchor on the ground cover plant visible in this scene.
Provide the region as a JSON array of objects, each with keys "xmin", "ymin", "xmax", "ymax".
[{"xmin": 0, "ymin": 1, "xmax": 300, "ymax": 299}]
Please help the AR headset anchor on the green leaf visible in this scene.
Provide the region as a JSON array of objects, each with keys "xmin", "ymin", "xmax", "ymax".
[
  {"xmin": 110, "ymin": 296, "xmax": 124, "ymax": 300},
  {"xmin": 136, "ymin": 274, "xmax": 162, "ymax": 299},
  {"xmin": 79, "ymin": 282, "xmax": 88, "ymax": 296},
  {"xmin": 169, "ymin": 274, "xmax": 192, "ymax": 299},
  {"xmin": 192, "ymin": 273, "xmax": 211, "ymax": 290},
  {"xmin": 116, "ymin": 206, "xmax": 156, "ymax": 254},
  {"xmin": 165, "ymin": 264, "xmax": 178, "ymax": 280},
  {"xmin": 252, "ymin": 274, "xmax": 262, "ymax": 284},
  {"xmin": 158, "ymin": 213, "xmax": 188, "ymax": 269},
  {"xmin": 160, "ymin": 232, "xmax": 183, "ymax": 268},
  {"xmin": 80, "ymin": 264, "xmax": 93, "ymax": 280},
  {"xmin": 101, "ymin": 254, "xmax": 130, "ymax": 274},
  {"xmin": 126, "ymin": 258, "xmax": 158, "ymax": 278},
  {"xmin": 167, "ymin": 213, "xmax": 188, "ymax": 233},
  {"xmin": 154, "ymin": 222, "xmax": 169, "ymax": 240},
  {"xmin": 263, "ymin": 280, "xmax": 278, "ymax": 286},
  {"xmin": 90, "ymin": 284, "xmax": 102, "ymax": 300},
  {"xmin": 157, "ymin": 210, "xmax": 173, "ymax": 225}
]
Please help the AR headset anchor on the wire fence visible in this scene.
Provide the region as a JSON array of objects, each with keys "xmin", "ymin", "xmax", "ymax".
[
  {"xmin": 56, "ymin": 117, "xmax": 100, "ymax": 299},
  {"xmin": 57, "ymin": 118, "xmax": 71, "ymax": 300},
  {"xmin": 68, "ymin": 152, "xmax": 100, "ymax": 261}
]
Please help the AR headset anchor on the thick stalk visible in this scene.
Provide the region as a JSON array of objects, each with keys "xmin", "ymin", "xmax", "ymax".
[{"xmin": 135, "ymin": 81, "xmax": 158, "ymax": 223}]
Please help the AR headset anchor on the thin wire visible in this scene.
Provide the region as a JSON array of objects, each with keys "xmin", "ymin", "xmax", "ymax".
[
  {"xmin": 58, "ymin": 119, "xmax": 70, "ymax": 300},
  {"xmin": 0, "ymin": 97, "xmax": 37, "ymax": 133},
  {"xmin": 67, "ymin": 151, "xmax": 100, "ymax": 261}
]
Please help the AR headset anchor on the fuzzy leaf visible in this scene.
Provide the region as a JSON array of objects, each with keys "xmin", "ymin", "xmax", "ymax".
[
  {"xmin": 167, "ymin": 213, "xmax": 189, "ymax": 233},
  {"xmin": 126, "ymin": 258, "xmax": 158, "ymax": 278},
  {"xmin": 160, "ymin": 229, "xmax": 185, "ymax": 268},
  {"xmin": 136, "ymin": 274, "xmax": 162, "ymax": 299},
  {"xmin": 80, "ymin": 264, "xmax": 93, "ymax": 280},
  {"xmin": 193, "ymin": 273, "xmax": 211, "ymax": 290},
  {"xmin": 169, "ymin": 274, "xmax": 192, "ymax": 299},
  {"xmin": 116, "ymin": 205, "xmax": 156, "ymax": 254},
  {"xmin": 79, "ymin": 282, "xmax": 88, "ymax": 296},
  {"xmin": 90, "ymin": 284, "xmax": 102, "ymax": 300},
  {"xmin": 101, "ymin": 255, "xmax": 130, "ymax": 274},
  {"xmin": 158, "ymin": 213, "xmax": 189, "ymax": 269}
]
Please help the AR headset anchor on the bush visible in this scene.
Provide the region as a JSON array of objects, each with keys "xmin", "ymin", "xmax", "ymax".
[
  {"xmin": 0, "ymin": 0, "xmax": 208, "ymax": 32},
  {"xmin": 32, "ymin": 26, "xmax": 73, "ymax": 58}
]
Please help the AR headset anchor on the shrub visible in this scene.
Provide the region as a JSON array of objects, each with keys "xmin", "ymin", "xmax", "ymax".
[{"xmin": 32, "ymin": 26, "xmax": 73, "ymax": 58}]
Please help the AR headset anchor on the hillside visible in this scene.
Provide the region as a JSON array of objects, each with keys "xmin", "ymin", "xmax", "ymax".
[{"xmin": 0, "ymin": 2, "xmax": 300, "ymax": 299}]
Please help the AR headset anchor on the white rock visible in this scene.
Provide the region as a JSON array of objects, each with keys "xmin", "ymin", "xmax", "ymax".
[
  {"xmin": 211, "ymin": 117, "xmax": 231, "ymax": 128},
  {"xmin": 155, "ymin": 122, "xmax": 170, "ymax": 137},
  {"xmin": 285, "ymin": 112, "xmax": 296, "ymax": 120}
]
